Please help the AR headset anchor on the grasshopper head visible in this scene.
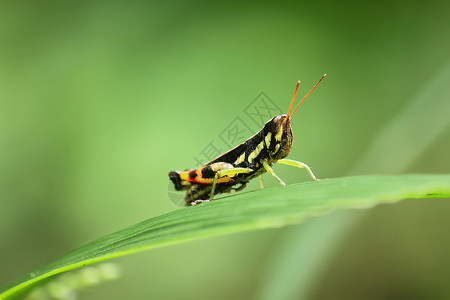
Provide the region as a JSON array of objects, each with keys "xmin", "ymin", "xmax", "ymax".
[
  {"xmin": 268, "ymin": 74, "xmax": 326, "ymax": 160},
  {"xmin": 266, "ymin": 114, "xmax": 293, "ymax": 160}
]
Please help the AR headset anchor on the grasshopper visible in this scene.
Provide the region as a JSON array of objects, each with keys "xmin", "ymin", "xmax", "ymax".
[{"xmin": 169, "ymin": 74, "xmax": 326, "ymax": 206}]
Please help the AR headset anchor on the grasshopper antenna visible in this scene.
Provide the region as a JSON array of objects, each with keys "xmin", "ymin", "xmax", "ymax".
[
  {"xmin": 287, "ymin": 80, "xmax": 301, "ymax": 117},
  {"xmin": 290, "ymin": 74, "xmax": 326, "ymax": 118}
]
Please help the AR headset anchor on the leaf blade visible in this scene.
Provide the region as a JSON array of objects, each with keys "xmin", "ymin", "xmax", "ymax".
[{"xmin": 1, "ymin": 174, "xmax": 449, "ymax": 299}]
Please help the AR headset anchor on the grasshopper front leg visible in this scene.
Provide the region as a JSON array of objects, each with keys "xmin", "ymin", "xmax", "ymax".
[
  {"xmin": 261, "ymin": 159, "xmax": 319, "ymax": 188},
  {"xmin": 277, "ymin": 158, "xmax": 319, "ymax": 181},
  {"xmin": 262, "ymin": 160, "xmax": 286, "ymax": 186}
]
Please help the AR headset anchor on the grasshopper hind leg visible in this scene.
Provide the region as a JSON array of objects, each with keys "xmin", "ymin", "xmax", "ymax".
[
  {"xmin": 190, "ymin": 199, "xmax": 210, "ymax": 206},
  {"xmin": 210, "ymin": 167, "xmax": 253, "ymax": 201},
  {"xmin": 186, "ymin": 167, "xmax": 253, "ymax": 206}
]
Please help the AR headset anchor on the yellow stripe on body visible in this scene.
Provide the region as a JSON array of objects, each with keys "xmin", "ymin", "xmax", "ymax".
[
  {"xmin": 248, "ymin": 140, "xmax": 265, "ymax": 164},
  {"xmin": 179, "ymin": 164, "xmax": 235, "ymax": 185},
  {"xmin": 265, "ymin": 132, "xmax": 272, "ymax": 148},
  {"xmin": 275, "ymin": 125, "xmax": 283, "ymax": 142},
  {"xmin": 179, "ymin": 171, "xmax": 190, "ymax": 182},
  {"xmin": 234, "ymin": 152, "xmax": 246, "ymax": 165},
  {"xmin": 273, "ymin": 143, "xmax": 280, "ymax": 154}
]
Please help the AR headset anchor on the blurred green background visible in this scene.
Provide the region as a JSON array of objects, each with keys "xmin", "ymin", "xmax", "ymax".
[{"xmin": 1, "ymin": 1, "xmax": 449, "ymax": 299}]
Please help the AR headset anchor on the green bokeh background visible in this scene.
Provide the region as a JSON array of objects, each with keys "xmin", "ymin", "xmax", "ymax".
[{"xmin": 1, "ymin": 1, "xmax": 449, "ymax": 299}]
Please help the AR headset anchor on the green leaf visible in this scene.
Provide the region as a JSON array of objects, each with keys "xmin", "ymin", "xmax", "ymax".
[{"xmin": 1, "ymin": 174, "xmax": 449, "ymax": 299}]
